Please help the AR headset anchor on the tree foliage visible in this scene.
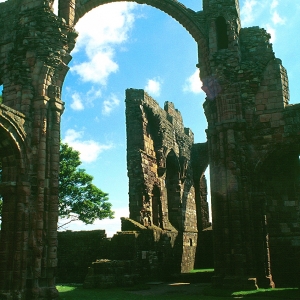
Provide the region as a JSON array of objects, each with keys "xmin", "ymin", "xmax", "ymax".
[
  {"xmin": 59, "ymin": 142, "xmax": 114, "ymax": 225},
  {"xmin": 0, "ymin": 142, "xmax": 114, "ymax": 226}
]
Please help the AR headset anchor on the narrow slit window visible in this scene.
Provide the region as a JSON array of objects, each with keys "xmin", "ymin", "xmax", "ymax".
[{"xmin": 216, "ymin": 16, "xmax": 228, "ymax": 50}]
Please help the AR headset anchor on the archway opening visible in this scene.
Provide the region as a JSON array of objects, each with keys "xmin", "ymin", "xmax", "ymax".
[
  {"xmin": 166, "ymin": 150, "xmax": 181, "ymax": 229},
  {"xmin": 59, "ymin": 1, "xmax": 212, "ymax": 278},
  {"xmin": 61, "ymin": 2, "xmax": 208, "ymax": 236},
  {"xmin": 0, "ymin": 124, "xmax": 22, "ymax": 252}
]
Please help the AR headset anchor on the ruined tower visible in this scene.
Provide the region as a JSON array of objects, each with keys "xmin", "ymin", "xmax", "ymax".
[
  {"xmin": 202, "ymin": 0, "xmax": 299, "ymax": 289},
  {"xmin": 125, "ymin": 88, "xmax": 210, "ymax": 273},
  {"xmin": 202, "ymin": 0, "xmax": 275, "ymax": 289}
]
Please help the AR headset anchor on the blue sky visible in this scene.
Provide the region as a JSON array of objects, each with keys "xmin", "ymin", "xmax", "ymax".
[{"xmin": 1, "ymin": 0, "xmax": 300, "ymax": 236}]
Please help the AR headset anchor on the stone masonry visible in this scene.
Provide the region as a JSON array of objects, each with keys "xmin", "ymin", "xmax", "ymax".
[
  {"xmin": 125, "ymin": 89, "xmax": 209, "ymax": 274},
  {"xmin": 0, "ymin": 0, "xmax": 299, "ymax": 298}
]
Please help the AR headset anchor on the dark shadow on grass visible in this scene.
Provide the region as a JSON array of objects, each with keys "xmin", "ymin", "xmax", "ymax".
[{"xmin": 58, "ymin": 284, "xmax": 150, "ymax": 300}]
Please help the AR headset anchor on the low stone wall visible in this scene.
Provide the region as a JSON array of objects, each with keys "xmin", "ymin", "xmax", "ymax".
[
  {"xmin": 57, "ymin": 230, "xmax": 110, "ymax": 283},
  {"xmin": 56, "ymin": 220, "xmax": 214, "ymax": 285},
  {"xmin": 84, "ymin": 259, "xmax": 139, "ymax": 288}
]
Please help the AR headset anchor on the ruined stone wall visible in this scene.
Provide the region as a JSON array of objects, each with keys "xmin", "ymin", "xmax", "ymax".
[
  {"xmin": 0, "ymin": 0, "xmax": 76, "ymax": 298},
  {"xmin": 125, "ymin": 88, "xmax": 209, "ymax": 273},
  {"xmin": 56, "ymin": 230, "xmax": 109, "ymax": 283},
  {"xmin": 202, "ymin": 0, "xmax": 300, "ymax": 288},
  {"xmin": 126, "ymin": 89, "xmax": 196, "ymax": 231},
  {"xmin": 56, "ymin": 227, "xmax": 180, "ymax": 286},
  {"xmin": 82, "ymin": 218, "xmax": 186, "ymax": 288}
]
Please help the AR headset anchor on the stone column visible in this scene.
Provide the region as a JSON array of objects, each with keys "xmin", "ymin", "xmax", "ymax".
[{"xmin": 0, "ymin": 1, "xmax": 76, "ymax": 298}]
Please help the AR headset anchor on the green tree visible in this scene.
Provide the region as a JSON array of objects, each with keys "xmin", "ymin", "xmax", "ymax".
[
  {"xmin": 59, "ymin": 142, "xmax": 114, "ymax": 227},
  {"xmin": 0, "ymin": 142, "xmax": 114, "ymax": 226}
]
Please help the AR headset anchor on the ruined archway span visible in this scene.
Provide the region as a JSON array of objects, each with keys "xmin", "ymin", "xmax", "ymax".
[
  {"xmin": 75, "ymin": 0, "xmax": 204, "ymax": 41},
  {"xmin": 74, "ymin": 0, "xmax": 211, "ymax": 76},
  {"xmin": 166, "ymin": 148, "xmax": 181, "ymax": 174},
  {"xmin": 0, "ymin": 104, "xmax": 27, "ymax": 160}
]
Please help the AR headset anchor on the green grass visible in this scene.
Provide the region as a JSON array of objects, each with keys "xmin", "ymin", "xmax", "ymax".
[
  {"xmin": 57, "ymin": 284, "xmax": 300, "ymax": 300},
  {"xmin": 190, "ymin": 268, "xmax": 214, "ymax": 273},
  {"xmin": 202, "ymin": 286, "xmax": 300, "ymax": 299}
]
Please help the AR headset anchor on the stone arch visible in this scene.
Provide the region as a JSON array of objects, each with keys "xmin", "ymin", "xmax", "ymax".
[
  {"xmin": 0, "ymin": 105, "xmax": 27, "ymax": 160},
  {"xmin": 73, "ymin": 0, "xmax": 211, "ymax": 78},
  {"xmin": 0, "ymin": 105, "xmax": 29, "ymax": 295}
]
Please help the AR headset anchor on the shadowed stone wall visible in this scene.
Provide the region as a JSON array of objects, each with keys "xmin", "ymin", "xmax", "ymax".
[
  {"xmin": 203, "ymin": 0, "xmax": 300, "ymax": 289},
  {"xmin": 56, "ymin": 230, "xmax": 109, "ymax": 283}
]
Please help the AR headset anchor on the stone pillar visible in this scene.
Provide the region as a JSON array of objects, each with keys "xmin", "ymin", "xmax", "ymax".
[{"xmin": 0, "ymin": 1, "xmax": 75, "ymax": 298}]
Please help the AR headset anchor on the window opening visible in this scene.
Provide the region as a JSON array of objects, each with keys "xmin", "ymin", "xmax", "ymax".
[
  {"xmin": 216, "ymin": 16, "xmax": 228, "ymax": 50},
  {"xmin": 152, "ymin": 186, "xmax": 162, "ymax": 228}
]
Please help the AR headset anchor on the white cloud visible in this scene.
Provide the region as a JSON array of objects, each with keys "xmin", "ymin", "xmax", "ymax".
[
  {"xmin": 71, "ymin": 51, "xmax": 118, "ymax": 85},
  {"xmin": 102, "ymin": 94, "xmax": 120, "ymax": 116},
  {"xmin": 71, "ymin": 3, "xmax": 136, "ymax": 86},
  {"xmin": 183, "ymin": 70, "xmax": 203, "ymax": 94},
  {"xmin": 69, "ymin": 87, "xmax": 102, "ymax": 110},
  {"xmin": 70, "ymin": 92, "xmax": 84, "ymax": 111},
  {"xmin": 145, "ymin": 78, "xmax": 162, "ymax": 97},
  {"xmin": 63, "ymin": 129, "xmax": 113, "ymax": 163},
  {"xmin": 87, "ymin": 87, "xmax": 102, "ymax": 106},
  {"xmin": 270, "ymin": 0, "xmax": 279, "ymax": 10},
  {"xmin": 265, "ymin": 23, "xmax": 276, "ymax": 43},
  {"xmin": 240, "ymin": 0, "xmax": 285, "ymax": 43},
  {"xmin": 272, "ymin": 11, "xmax": 285, "ymax": 25},
  {"xmin": 240, "ymin": 0, "xmax": 258, "ymax": 25}
]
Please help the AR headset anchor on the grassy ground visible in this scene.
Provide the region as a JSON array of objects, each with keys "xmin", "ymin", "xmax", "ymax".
[
  {"xmin": 189, "ymin": 268, "xmax": 214, "ymax": 273},
  {"xmin": 57, "ymin": 284, "xmax": 300, "ymax": 300}
]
